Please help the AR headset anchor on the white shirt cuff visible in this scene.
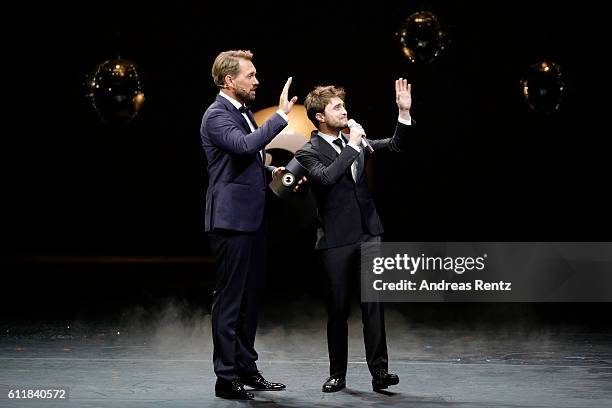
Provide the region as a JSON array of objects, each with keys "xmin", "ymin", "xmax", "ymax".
[
  {"xmin": 276, "ymin": 109, "xmax": 289, "ymax": 122},
  {"xmin": 347, "ymin": 142, "xmax": 361, "ymax": 152},
  {"xmin": 398, "ymin": 115, "xmax": 412, "ymax": 126}
]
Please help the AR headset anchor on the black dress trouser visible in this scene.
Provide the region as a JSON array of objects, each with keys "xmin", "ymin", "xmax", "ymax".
[{"xmin": 319, "ymin": 234, "xmax": 388, "ymax": 377}]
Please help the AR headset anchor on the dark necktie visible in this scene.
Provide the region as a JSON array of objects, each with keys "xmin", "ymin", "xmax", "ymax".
[
  {"xmin": 333, "ymin": 138, "xmax": 345, "ymax": 152},
  {"xmin": 334, "ymin": 137, "xmax": 358, "ymax": 181},
  {"xmin": 238, "ymin": 105, "xmax": 251, "ymax": 114}
]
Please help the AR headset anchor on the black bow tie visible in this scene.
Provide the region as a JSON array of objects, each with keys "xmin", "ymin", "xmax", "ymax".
[{"xmin": 238, "ymin": 105, "xmax": 251, "ymax": 114}]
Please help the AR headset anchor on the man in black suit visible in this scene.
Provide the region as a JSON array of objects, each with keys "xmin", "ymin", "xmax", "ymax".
[
  {"xmin": 200, "ymin": 50, "xmax": 299, "ymax": 400},
  {"xmin": 294, "ymin": 79, "xmax": 413, "ymax": 392}
]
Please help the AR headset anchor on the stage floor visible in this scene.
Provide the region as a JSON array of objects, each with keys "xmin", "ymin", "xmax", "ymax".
[{"xmin": 2, "ymin": 310, "xmax": 612, "ymax": 407}]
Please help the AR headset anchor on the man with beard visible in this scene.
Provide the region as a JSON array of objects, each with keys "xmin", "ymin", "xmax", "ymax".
[
  {"xmin": 294, "ymin": 79, "xmax": 414, "ymax": 393},
  {"xmin": 200, "ymin": 50, "xmax": 298, "ymax": 400}
]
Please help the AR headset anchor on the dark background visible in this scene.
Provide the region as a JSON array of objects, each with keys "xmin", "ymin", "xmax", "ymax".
[{"xmin": 2, "ymin": 1, "xmax": 610, "ymax": 323}]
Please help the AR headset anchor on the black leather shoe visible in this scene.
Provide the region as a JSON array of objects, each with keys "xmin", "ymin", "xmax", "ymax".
[
  {"xmin": 322, "ymin": 375, "xmax": 346, "ymax": 393},
  {"xmin": 215, "ymin": 378, "xmax": 254, "ymax": 400},
  {"xmin": 241, "ymin": 372, "xmax": 286, "ymax": 391},
  {"xmin": 372, "ymin": 370, "xmax": 399, "ymax": 391}
]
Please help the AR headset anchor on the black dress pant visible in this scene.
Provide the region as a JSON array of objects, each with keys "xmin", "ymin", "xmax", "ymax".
[
  {"xmin": 319, "ymin": 234, "xmax": 388, "ymax": 377},
  {"xmin": 209, "ymin": 227, "xmax": 265, "ymax": 381}
]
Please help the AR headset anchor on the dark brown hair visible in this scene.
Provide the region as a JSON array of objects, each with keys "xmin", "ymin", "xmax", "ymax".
[{"xmin": 304, "ymin": 85, "xmax": 346, "ymax": 127}]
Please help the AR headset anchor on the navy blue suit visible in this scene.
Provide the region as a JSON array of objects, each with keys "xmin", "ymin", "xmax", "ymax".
[{"xmin": 201, "ymin": 94, "xmax": 287, "ymax": 380}]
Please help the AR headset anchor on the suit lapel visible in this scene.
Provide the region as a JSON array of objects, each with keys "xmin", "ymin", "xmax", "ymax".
[
  {"xmin": 340, "ymin": 132, "xmax": 360, "ymax": 182},
  {"xmin": 245, "ymin": 109, "xmax": 264, "ymax": 163},
  {"xmin": 246, "ymin": 110, "xmax": 258, "ymax": 129},
  {"xmin": 216, "ymin": 95, "xmax": 252, "ymax": 134},
  {"xmin": 311, "ymin": 132, "xmax": 361, "ymax": 183},
  {"xmin": 311, "ymin": 133, "xmax": 338, "ymax": 163},
  {"xmin": 357, "ymin": 145, "xmax": 365, "ymax": 181},
  {"xmin": 215, "ymin": 95, "xmax": 263, "ymax": 165}
]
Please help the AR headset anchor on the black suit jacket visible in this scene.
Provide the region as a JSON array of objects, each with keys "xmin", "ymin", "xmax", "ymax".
[{"xmin": 295, "ymin": 121, "xmax": 412, "ymax": 249}]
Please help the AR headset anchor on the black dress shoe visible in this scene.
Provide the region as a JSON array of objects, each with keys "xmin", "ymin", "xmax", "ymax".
[
  {"xmin": 241, "ymin": 372, "xmax": 286, "ymax": 391},
  {"xmin": 215, "ymin": 378, "xmax": 254, "ymax": 400},
  {"xmin": 372, "ymin": 370, "xmax": 399, "ymax": 391},
  {"xmin": 322, "ymin": 375, "xmax": 346, "ymax": 393}
]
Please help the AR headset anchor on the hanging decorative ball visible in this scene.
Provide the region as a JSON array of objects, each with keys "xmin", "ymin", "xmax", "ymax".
[{"xmin": 86, "ymin": 59, "xmax": 145, "ymax": 125}]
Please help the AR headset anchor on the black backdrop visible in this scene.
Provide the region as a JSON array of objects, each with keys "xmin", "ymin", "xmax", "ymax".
[{"xmin": 2, "ymin": 1, "xmax": 610, "ymax": 321}]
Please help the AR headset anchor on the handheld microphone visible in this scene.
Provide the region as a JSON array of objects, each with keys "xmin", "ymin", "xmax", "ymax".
[{"xmin": 347, "ymin": 119, "xmax": 374, "ymax": 154}]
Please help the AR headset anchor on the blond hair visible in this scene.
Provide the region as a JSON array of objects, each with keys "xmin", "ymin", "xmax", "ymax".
[{"xmin": 211, "ymin": 50, "xmax": 253, "ymax": 88}]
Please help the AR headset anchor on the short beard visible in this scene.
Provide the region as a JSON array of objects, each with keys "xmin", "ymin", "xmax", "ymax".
[
  {"xmin": 330, "ymin": 118, "xmax": 348, "ymax": 132},
  {"xmin": 236, "ymin": 87, "xmax": 255, "ymax": 104}
]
